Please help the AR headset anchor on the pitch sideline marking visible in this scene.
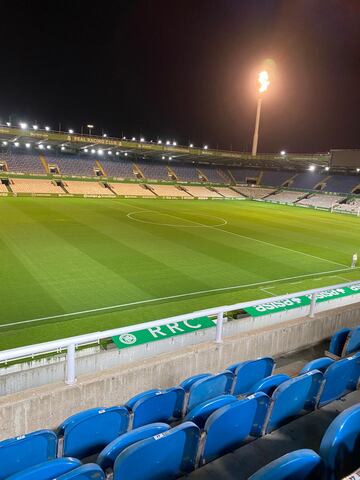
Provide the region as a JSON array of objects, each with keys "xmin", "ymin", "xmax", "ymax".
[
  {"xmin": 123, "ymin": 201, "xmax": 348, "ymax": 268},
  {"xmin": 0, "ymin": 266, "xmax": 358, "ymax": 329}
]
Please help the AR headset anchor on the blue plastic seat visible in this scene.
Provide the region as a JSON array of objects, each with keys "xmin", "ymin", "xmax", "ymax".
[
  {"xmin": 320, "ymin": 403, "xmax": 360, "ymax": 480},
  {"xmin": 57, "ymin": 464, "xmax": 105, "ymax": 479},
  {"xmin": 113, "ymin": 422, "xmax": 200, "ymax": 480},
  {"xmin": 248, "ymin": 373, "xmax": 290, "ymax": 396},
  {"xmin": 0, "ymin": 429, "xmax": 57, "ymax": 480},
  {"xmin": 179, "ymin": 373, "xmax": 211, "ymax": 392},
  {"xmin": 184, "ymin": 394, "xmax": 237, "ymax": 428},
  {"xmin": 318, "ymin": 353, "xmax": 360, "ymax": 407},
  {"xmin": 228, "ymin": 357, "xmax": 275, "ymax": 396},
  {"xmin": 328, "ymin": 328, "xmax": 351, "ymax": 357},
  {"xmin": 186, "ymin": 371, "xmax": 234, "ymax": 413},
  {"xmin": 299, "ymin": 357, "xmax": 334, "ymax": 375},
  {"xmin": 96, "ymin": 422, "xmax": 170, "ymax": 470},
  {"xmin": 57, "ymin": 406, "xmax": 129, "ymax": 459},
  {"xmin": 200, "ymin": 392, "xmax": 270, "ymax": 465},
  {"xmin": 264, "ymin": 371, "xmax": 323, "ymax": 433},
  {"xmin": 6, "ymin": 458, "xmax": 81, "ymax": 480},
  {"xmin": 248, "ymin": 449, "xmax": 325, "ymax": 480},
  {"xmin": 344, "ymin": 326, "xmax": 360, "ymax": 355},
  {"xmin": 126, "ymin": 387, "xmax": 185, "ymax": 428}
]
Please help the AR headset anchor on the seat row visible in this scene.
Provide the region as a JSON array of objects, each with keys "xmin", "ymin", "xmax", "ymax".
[
  {"xmin": 327, "ymin": 324, "xmax": 360, "ymax": 359},
  {"xmin": 1, "ymin": 352, "xmax": 359, "ymax": 479}
]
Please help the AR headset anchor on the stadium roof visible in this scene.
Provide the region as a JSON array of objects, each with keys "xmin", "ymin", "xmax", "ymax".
[{"xmin": 0, "ymin": 125, "xmax": 330, "ymax": 169}]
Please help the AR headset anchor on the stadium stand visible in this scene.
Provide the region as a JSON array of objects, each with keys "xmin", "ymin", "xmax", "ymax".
[
  {"xmin": 297, "ymin": 193, "xmax": 346, "ymax": 209},
  {"xmin": 10, "ymin": 178, "xmax": 64, "ymax": 194},
  {"xmin": 197, "ymin": 165, "xmax": 231, "ymax": 184},
  {"xmin": 109, "ymin": 183, "xmax": 155, "ymax": 197},
  {"xmin": 323, "ymin": 174, "xmax": 360, "ymax": 194},
  {"xmin": 149, "ymin": 184, "xmax": 192, "ymax": 197},
  {"xmin": 184, "ymin": 186, "xmax": 222, "ymax": 198},
  {"xmin": 0, "ymin": 150, "xmax": 45, "ymax": 174},
  {"xmin": 135, "ymin": 159, "xmax": 170, "ymax": 181},
  {"xmin": 261, "ymin": 170, "xmax": 294, "ymax": 187},
  {"xmin": 170, "ymin": 163, "xmax": 200, "ymax": 182},
  {"xmin": 233, "ymin": 186, "xmax": 275, "ymax": 198},
  {"xmin": 326, "ymin": 326, "xmax": 360, "ymax": 358},
  {"xmin": 266, "ymin": 190, "xmax": 306, "ymax": 203},
  {"xmin": 45, "ymin": 154, "xmax": 96, "ymax": 177},
  {"xmin": 99, "ymin": 158, "xmax": 135, "ymax": 179},
  {"xmin": 213, "ymin": 187, "xmax": 244, "ymax": 198},
  {"xmin": 229, "ymin": 167, "xmax": 260, "ymax": 183},
  {"xmin": 290, "ymin": 171, "xmax": 328, "ymax": 190},
  {"xmin": 333, "ymin": 197, "xmax": 360, "ymax": 214},
  {"xmin": 63, "ymin": 181, "xmax": 115, "ymax": 196}
]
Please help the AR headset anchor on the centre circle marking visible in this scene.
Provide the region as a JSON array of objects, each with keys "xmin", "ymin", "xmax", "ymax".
[{"xmin": 127, "ymin": 210, "xmax": 227, "ymax": 228}]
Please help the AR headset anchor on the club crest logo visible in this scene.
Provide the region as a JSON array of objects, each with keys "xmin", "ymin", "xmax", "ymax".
[{"xmin": 118, "ymin": 333, "xmax": 137, "ymax": 345}]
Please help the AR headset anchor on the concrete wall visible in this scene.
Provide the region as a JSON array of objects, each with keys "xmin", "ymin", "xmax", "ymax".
[{"xmin": 0, "ymin": 302, "xmax": 359, "ymax": 440}]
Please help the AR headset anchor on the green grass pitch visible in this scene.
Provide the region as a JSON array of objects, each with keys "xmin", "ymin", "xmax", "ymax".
[{"xmin": 0, "ymin": 196, "xmax": 359, "ymax": 351}]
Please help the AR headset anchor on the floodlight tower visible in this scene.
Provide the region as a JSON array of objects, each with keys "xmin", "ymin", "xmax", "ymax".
[{"xmin": 251, "ymin": 70, "xmax": 270, "ymax": 156}]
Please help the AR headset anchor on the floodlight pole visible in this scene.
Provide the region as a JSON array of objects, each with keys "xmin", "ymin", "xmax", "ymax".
[{"xmin": 251, "ymin": 97, "xmax": 262, "ymax": 156}]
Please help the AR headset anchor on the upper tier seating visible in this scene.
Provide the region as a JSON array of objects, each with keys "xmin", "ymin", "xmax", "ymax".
[
  {"xmin": 197, "ymin": 166, "xmax": 230, "ymax": 184},
  {"xmin": 149, "ymin": 184, "xmax": 191, "ymax": 197},
  {"xmin": 184, "ymin": 186, "xmax": 222, "ymax": 198},
  {"xmin": 233, "ymin": 186, "xmax": 275, "ymax": 198},
  {"xmin": 99, "ymin": 158, "xmax": 135, "ymax": 179},
  {"xmin": 109, "ymin": 183, "xmax": 155, "ymax": 197},
  {"xmin": 1, "ymin": 151, "xmax": 45, "ymax": 174},
  {"xmin": 290, "ymin": 171, "xmax": 328, "ymax": 190},
  {"xmin": 229, "ymin": 167, "xmax": 260, "ymax": 183},
  {"xmin": 170, "ymin": 163, "xmax": 200, "ymax": 182},
  {"xmin": 63, "ymin": 181, "xmax": 114, "ymax": 196},
  {"xmin": 135, "ymin": 160, "xmax": 170, "ymax": 181},
  {"xmin": 323, "ymin": 174, "xmax": 360, "ymax": 194},
  {"xmin": 214, "ymin": 187, "xmax": 244, "ymax": 198},
  {"xmin": 45, "ymin": 155, "xmax": 95, "ymax": 177},
  {"xmin": 266, "ymin": 190, "xmax": 305, "ymax": 204},
  {"xmin": 297, "ymin": 194, "xmax": 345, "ymax": 209},
  {"xmin": 261, "ymin": 170, "xmax": 294, "ymax": 187},
  {"xmin": 10, "ymin": 179, "xmax": 63, "ymax": 194}
]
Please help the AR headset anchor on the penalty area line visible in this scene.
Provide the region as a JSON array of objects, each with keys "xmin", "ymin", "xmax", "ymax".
[{"xmin": 0, "ymin": 266, "xmax": 358, "ymax": 329}]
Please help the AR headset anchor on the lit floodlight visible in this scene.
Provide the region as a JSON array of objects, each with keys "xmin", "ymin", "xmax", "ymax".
[
  {"xmin": 19, "ymin": 122, "xmax": 28, "ymax": 129},
  {"xmin": 97, "ymin": 149, "xmax": 103, "ymax": 155},
  {"xmin": 203, "ymin": 145, "xmax": 208, "ymax": 150},
  {"xmin": 2, "ymin": 141, "xmax": 8, "ymax": 146},
  {"xmin": 25, "ymin": 143, "xmax": 31, "ymax": 148},
  {"xmin": 103, "ymin": 133, "xmax": 107, "ymax": 138},
  {"xmin": 173, "ymin": 141, "xmax": 177, "ymax": 146},
  {"xmin": 91, "ymin": 149, "xmax": 96, "ymax": 154},
  {"xmin": 280, "ymin": 150, "xmax": 286, "ymax": 156},
  {"xmin": 258, "ymin": 70, "xmax": 270, "ymax": 93},
  {"xmin": 47, "ymin": 145, "xmax": 51, "ymax": 149},
  {"xmin": 309, "ymin": 165, "xmax": 316, "ymax": 171},
  {"xmin": 169, "ymin": 156, "xmax": 172, "ymax": 160},
  {"xmin": 6, "ymin": 122, "xmax": 11, "ymax": 126},
  {"xmin": 108, "ymin": 150, "xmax": 112, "ymax": 155},
  {"xmin": 14, "ymin": 142, "xmax": 19, "ymax": 147},
  {"xmin": 140, "ymin": 137, "xmax": 145, "ymax": 142},
  {"xmin": 357, "ymin": 168, "xmax": 360, "ymax": 173},
  {"xmin": 45, "ymin": 126, "xmax": 50, "ymax": 131},
  {"xmin": 33, "ymin": 125, "xmax": 38, "ymax": 130},
  {"xmin": 132, "ymin": 137, "xmax": 136, "ymax": 141},
  {"xmin": 166, "ymin": 140, "xmax": 170, "ymax": 145},
  {"xmin": 124, "ymin": 152, "xmax": 128, "ymax": 156},
  {"xmin": 161, "ymin": 156, "xmax": 165, "ymax": 160},
  {"xmin": 87, "ymin": 124, "xmax": 94, "ymax": 129},
  {"xmin": 116, "ymin": 151, "xmax": 119, "ymax": 155},
  {"xmin": 84, "ymin": 148, "xmax": 88, "ymax": 153},
  {"xmin": 158, "ymin": 140, "xmax": 162, "ymax": 144},
  {"xmin": 68, "ymin": 129, "xmax": 74, "ymax": 134},
  {"xmin": 325, "ymin": 166, "xmax": 330, "ymax": 171},
  {"xmin": 61, "ymin": 146, "xmax": 65, "ymax": 151},
  {"xmin": 123, "ymin": 136, "xmax": 126, "ymax": 140},
  {"xmin": 189, "ymin": 143, "xmax": 194, "ymax": 148},
  {"xmin": 39, "ymin": 144, "xmax": 44, "ymax": 149}
]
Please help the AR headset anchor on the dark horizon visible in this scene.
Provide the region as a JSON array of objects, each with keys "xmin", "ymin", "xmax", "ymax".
[{"xmin": 0, "ymin": 0, "xmax": 359, "ymax": 154}]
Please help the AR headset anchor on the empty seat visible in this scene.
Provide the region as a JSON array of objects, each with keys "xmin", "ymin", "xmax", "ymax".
[
  {"xmin": 248, "ymin": 449, "xmax": 324, "ymax": 480},
  {"xmin": 320, "ymin": 403, "xmax": 360, "ymax": 480},
  {"xmin": 0, "ymin": 429, "xmax": 57, "ymax": 480},
  {"xmin": 179, "ymin": 373, "xmax": 211, "ymax": 392},
  {"xmin": 186, "ymin": 372, "xmax": 234, "ymax": 413},
  {"xmin": 113, "ymin": 422, "xmax": 200, "ymax": 480},
  {"xmin": 6, "ymin": 458, "xmax": 81, "ymax": 480},
  {"xmin": 318, "ymin": 353, "xmax": 360, "ymax": 407},
  {"xmin": 228, "ymin": 357, "xmax": 275, "ymax": 396},
  {"xmin": 97, "ymin": 423, "xmax": 170, "ymax": 471},
  {"xmin": 328, "ymin": 328, "xmax": 352, "ymax": 357},
  {"xmin": 344, "ymin": 326, "xmax": 360, "ymax": 356},
  {"xmin": 184, "ymin": 394, "xmax": 237, "ymax": 428},
  {"xmin": 248, "ymin": 373, "xmax": 290, "ymax": 396},
  {"xmin": 299, "ymin": 357, "xmax": 334, "ymax": 375},
  {"xmin": 57, "ymin": 406, "xmax": 129, "ymax": 459},
  {"xmin": 126, "ymin": 387, "xmax": 185, "ymax": 428},
  {"xmin": 57, "ymin": 464, "xmax": 105, "ymax": 479},
  {"xmin": 200, "ymin": 392, "xmax": 270, "ymax": 465},
  {"xmin": 264, "ymin": 371, "xmax": 323, "ymax": 433}
]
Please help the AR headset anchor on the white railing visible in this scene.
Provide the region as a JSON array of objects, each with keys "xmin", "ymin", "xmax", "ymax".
[{"xmin": 0, "ymin": 281, "xmax": 359, "ymax": 385}]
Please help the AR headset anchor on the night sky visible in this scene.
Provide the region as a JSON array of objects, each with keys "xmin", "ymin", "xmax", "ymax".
[{"xmin": 0, "ymin": 0, "xmax": 359, "ymax": 154}]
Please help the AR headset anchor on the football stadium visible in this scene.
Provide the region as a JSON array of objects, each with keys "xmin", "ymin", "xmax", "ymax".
[{"xmin": 1, "ymin": 2, "xmax": 360, "ymax": 479}]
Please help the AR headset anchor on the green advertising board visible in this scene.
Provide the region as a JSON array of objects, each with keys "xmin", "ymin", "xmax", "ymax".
[
  {"xmin": 244, "ymin": 284, "xmax": 360, "ymax": 317},
  {"xmin": 112, "ymin": 316, "xmax": 216, "ymax": 349}
]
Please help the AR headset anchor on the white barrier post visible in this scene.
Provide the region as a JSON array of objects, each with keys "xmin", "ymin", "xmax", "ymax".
[
  {"xmin": 65, "ymin": 344, "xmax": 76, "ymax": 385},
  {"xmin": 309, "ymin": 293, "xmax": 317, "ymax": 318},
  {"xmin": 215, "ymin": 311, "xmax": 224, "ymax": 343}
]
